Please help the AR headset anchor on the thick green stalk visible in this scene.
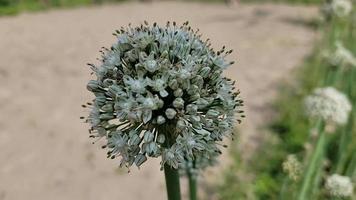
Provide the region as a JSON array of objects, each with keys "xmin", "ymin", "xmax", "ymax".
[
  {"xmin": 160, "ymin": 125, "xmax": 181, "ymax": 200},
  {"xmin": 297, "ymin": 125, "xmax": 326, "ymax": 200},
  {"xmin": 310, "ymin": 152, "xmax": 324, "ymax": 199},
  {"xmin": 188, "ymin": 170, "xmax": 197, "ymax": 200},
  {"xmin": 164, "ymin": 164, "xmax": 181, "ymax": 200}
]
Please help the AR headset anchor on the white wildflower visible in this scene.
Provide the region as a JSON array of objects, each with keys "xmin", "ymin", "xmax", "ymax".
[
  {"xmin": 331, "ymin": 0, "xmax": 353, "ymax": 17},
  {"xmin": 328, "ymin": 42, "xmax": 356, "ymax": 68},
  {"xmin": 304, "ymin": 87, "xmax": 352, "ymax": 125},
  {"xmin": 282, "ymin": 154, "xmax": 302, "ymax": 181},
  {"xmin": 325, "ymin": 174, "xmax": 353, "ymax": 197},
  {"xmin": 84, "ymin": 22, "xmax": 244, "ymax": 170},
  {"xmin": 321, "ymin": 0, "xmax": 353, "ymax": 19}
]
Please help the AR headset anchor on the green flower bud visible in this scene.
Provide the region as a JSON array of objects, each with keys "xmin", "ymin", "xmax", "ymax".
[
  {"xmin": 165, "ymin": 108, "xmax": 177, "ymax": 119},
  {"xmin": 135, "ymin": 154, "xmax": 147, "ymax": 167},
  {"xmin": 101, "ymin": 104, "xmax": 113, "ymax": 112},
  {"xmin": 186, "ymin": 104, "xmax": 198, "ymax": 114},
  {"xmin": 94, "ymin": 96, "xmax": 106, "ymax": 107},
  {"xmin": 174, "ymin": 88, "xmax": 183, "ymax": 97},
  {"xmin": 188, "ymin": 85, "xmax": 199, "ymax": 95},
  {"xmin": 218, "ymin": 121, "xmax": 229, "ymax": 130},
  {"xmin": 177, "ymin": 119, "xmax": 186, "ymax": 130},
  {"xmin": 169, "ymin": 79, "xmax": 179, "ymax": 90},
  {"xmin": 87, "ymin": 80, "xmax": 101, "ymax": 92},
  {"xmin": 129, "ymin": 134, "xmax": 141, "ymax": 146},
  {"xmin": 157, "ymin": 134, "xmax": 165, "ymax": 144},
  {"xmin": 192, "ymin": 75, "xmax": 204, "ymax": 88},
  {"xmin": 146, "ymin": 142, "xmax": 158, "ymax": 155},
  {"xmin": 195, "ymin": 98, "xmax": 209, "ymax": 109},
  {"xmin": 206, "ymin": 109, "xmax": 220, "ymax": 118},
  {"xmin": 173, "ymin": 98, "xmax": 185, "ymax": 109},
  {"xmin": 199, "ymin": 67, "xmax": 211, "ymax": 78},
  {"xmin": 100, "ymin": 113, "xmax": 114, "ymax": 120},
  {"xmin": 156, "ymin": 115, "xmax": 166, "ymax": 125},
  {"xmin": 103, "ymin": 78, "xmax": 115, "ymax": 87},
  {"xmin": 189, "ymin": 93, "xmax": 200, "ymax": 101},
  {"xmin": 145, "ymin": 59, "xmax": 159, "ymax": 73},
  {"xmin": 144, "ymin": 131, "xmax": 155, "ymax": 142}
]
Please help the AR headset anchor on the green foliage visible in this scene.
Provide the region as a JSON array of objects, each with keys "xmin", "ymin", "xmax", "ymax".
[
  {"xmin": 219, "ymin": 3, "xmax": 356, "ymax": 200},
  {"xmin": 0, "ymin": 0, "xmax": 126, "ymax": 16},
  {"xmin": 0, "ymin": 0, "xmax": 12, "ymax": 6}
]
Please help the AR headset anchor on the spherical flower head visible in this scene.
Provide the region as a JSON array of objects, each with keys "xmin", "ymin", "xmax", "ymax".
[
  {"xmin": 331, "ymin": 0, "xmax": 353, "ymax": 17},
  {"xmin": 282, "ymin": 154, "xmax": 302, "ymax": 181},
  {"xmin": 327, "ymin": 41, "xmax": 356, "ymax": 69},
  {"xmin": 304, "ymin": 87, "xmax": 352, "ymax": 125},
  {"xmin": 85, "ymin": 21, "xmax": 244, "ymax": 170},
  {"xmin": 325, "ymin": 174, "xmax": 353, "ymax": 198}
]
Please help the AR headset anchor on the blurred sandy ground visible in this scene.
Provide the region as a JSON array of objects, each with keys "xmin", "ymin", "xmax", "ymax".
[{"xmin": 0, "ymin": 1, "xmax": 318, "ymax": 200}]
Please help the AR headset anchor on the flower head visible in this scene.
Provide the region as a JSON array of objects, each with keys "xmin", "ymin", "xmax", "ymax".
[
  {"xmin": 323, "ymin": 0, "xmax": 353, "ymax": 18},
  {"xmin": 282, "ymin": 154, "xmax": 302, "ymax": 181},
  {"xmin": 325, "ymin": 41, "xmax": 356, "ymax": 69},
  {"xmin": 304, "ymin": 87, "xmax": 352, "ymax": 125},
  {"xmin": 85, "ymin": 22, "xmax": 243, "ymax": 170},
  {"xmin": 325, "ymin": 174, "xmax": 353, "ymax": 197},
  {"xmin": 331, "ymin": 0, "xmax": 353, "ymax": 17}
]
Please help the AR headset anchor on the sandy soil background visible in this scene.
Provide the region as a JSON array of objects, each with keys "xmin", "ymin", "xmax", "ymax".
[{"xmin": 0, "ymin": 2, "xmax": 317, "ymax": 200}]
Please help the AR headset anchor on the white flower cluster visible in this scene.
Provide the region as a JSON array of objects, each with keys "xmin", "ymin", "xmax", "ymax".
[
  {"xmin": 325, "ymin": 174, "xmax": 354, "ymax": 197},
  {"xmin": 323, "ymin": 0, "xmax": 353, "ymax": 18},
  {"xmin": 304, "ymin": 87, "xmax": 352, "ymax": 125},
  {"xmin": 282, "ymin": 154, "xmax": 302, "ymax": 181},
  {"xmin": 326, "ymin": 42, "xmax": 356, "ymax": 69},
  {"xmin": 85, "ymin": 22, "xmax": 243, "ymax": 170}
]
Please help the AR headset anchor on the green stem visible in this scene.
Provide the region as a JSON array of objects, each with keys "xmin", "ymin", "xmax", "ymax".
[
  {"xmin": 336, "ymin": 127, "xmax": 348, "ymax": 173},
  {"xmin": 164, "ymin": 164, "xmax": 181, "ymax": 200},
  {"xmin": 188, "ymin": 170, "xmax": 197, "ymax": 200},
  {"xmin": 310, "ymin": 153, "xmax": 324, "ymax": 199},
  {"xmin": 278, "ymin": 177, "xmax": 289, "ymax": 200},
  {"xmin": 297, "ymin": 124, "xmax": 326, "ymax": 200},
  {"xmin": 346, "ymin": 154, "xmax": 356, "ymax": 177}
]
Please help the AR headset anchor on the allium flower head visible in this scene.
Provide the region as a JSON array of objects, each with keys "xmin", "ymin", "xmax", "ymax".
[
  {"xmin": 332, "ymin": 0, "xmax": 353, "ymax": 17},
  {"xmin": 321, "ymin": 0, "xmax": 353, "ymax": 19},
  {"xmin": 325, "ymin": 174, "xmax": 353, "ymax": 197},
  {"xmin": 282, "ymin": 154, "xmax": 302, "ymax": 181},
  {"xmin": 304, "ymin": 87, "xmax": 352, "ymax": 125},
  {"xmin": 327, "ymin": 41, "xmax": 356, "ymax": 69},
  {"xmin": 84, "ymin": 21, "xmax": 243, "ymax": 170}
]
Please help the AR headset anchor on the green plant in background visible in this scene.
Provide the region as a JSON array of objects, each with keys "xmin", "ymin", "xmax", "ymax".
[
  {"xmin": 0, "ymin": 0, "xmax": 127, "ymax": 16},
  {"xmin": 282, "ymin": 154, "xmax": 302, "ymax": 181},
  {"xmin": 83, "ymin": 21, "xmax": 244, "ymax": 200},
  {"xmin": 297, "ymin": 87, "xmax": 352, "ymax": 200},
  {"xmin": 219, "ymin": 0, "xmax": 355, "ymax": 199}
]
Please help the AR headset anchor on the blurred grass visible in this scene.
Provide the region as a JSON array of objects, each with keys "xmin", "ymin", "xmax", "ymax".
[
  {"xmin": 241, "ymin": 0, "xmax": 324, "ymax": 5},
  {"xmin": 219, "ymin": 4, "xmax": 356, "ymax": 200},
  {"xmin": 0, "ymin": 0, "xmax": 325, "ymax": 16},
  {"xmin": 0, "ymin": 0, "xmax": 126, "ymax": 16}
]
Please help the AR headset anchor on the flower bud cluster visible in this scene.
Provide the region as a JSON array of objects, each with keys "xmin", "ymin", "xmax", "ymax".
[
  {"xmin": 325, "ymin": 174, "xmax": 354, "ymax": 198},
  {"xmin": 304, "ymin": 87, "xmax": 351, "ymax": 125},
  {"xmin": 85, "ymin": 22, "xmax": 243, "ymax": 169},
  {"xmin": 324, "ymin": 41, "xmax": 356, "ymax": 69},
  {"xmin": 282, "ymin": 154, "xmax": 302, "ymax": 181},
  {"xmin": 322, "ymin": 0, "xmax": 353, "ymax": 18}
]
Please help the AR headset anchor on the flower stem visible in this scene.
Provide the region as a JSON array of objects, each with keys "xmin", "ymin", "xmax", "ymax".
[
  {"xmin": 297, "ymin": 122, "xmax": 325, "ymax": 200},
  {"xmin": 164, "ymin": 164, "xmax": 181, "ymax": 200},
  {"xmin": 188, "ymin": 170, "xmax": 197, "ymax": 200}
]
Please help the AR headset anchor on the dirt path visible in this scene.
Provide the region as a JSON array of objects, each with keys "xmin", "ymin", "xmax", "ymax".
[{"xmin": 0, "ymin": 2, "xmax": 317, "ymax": 200}]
